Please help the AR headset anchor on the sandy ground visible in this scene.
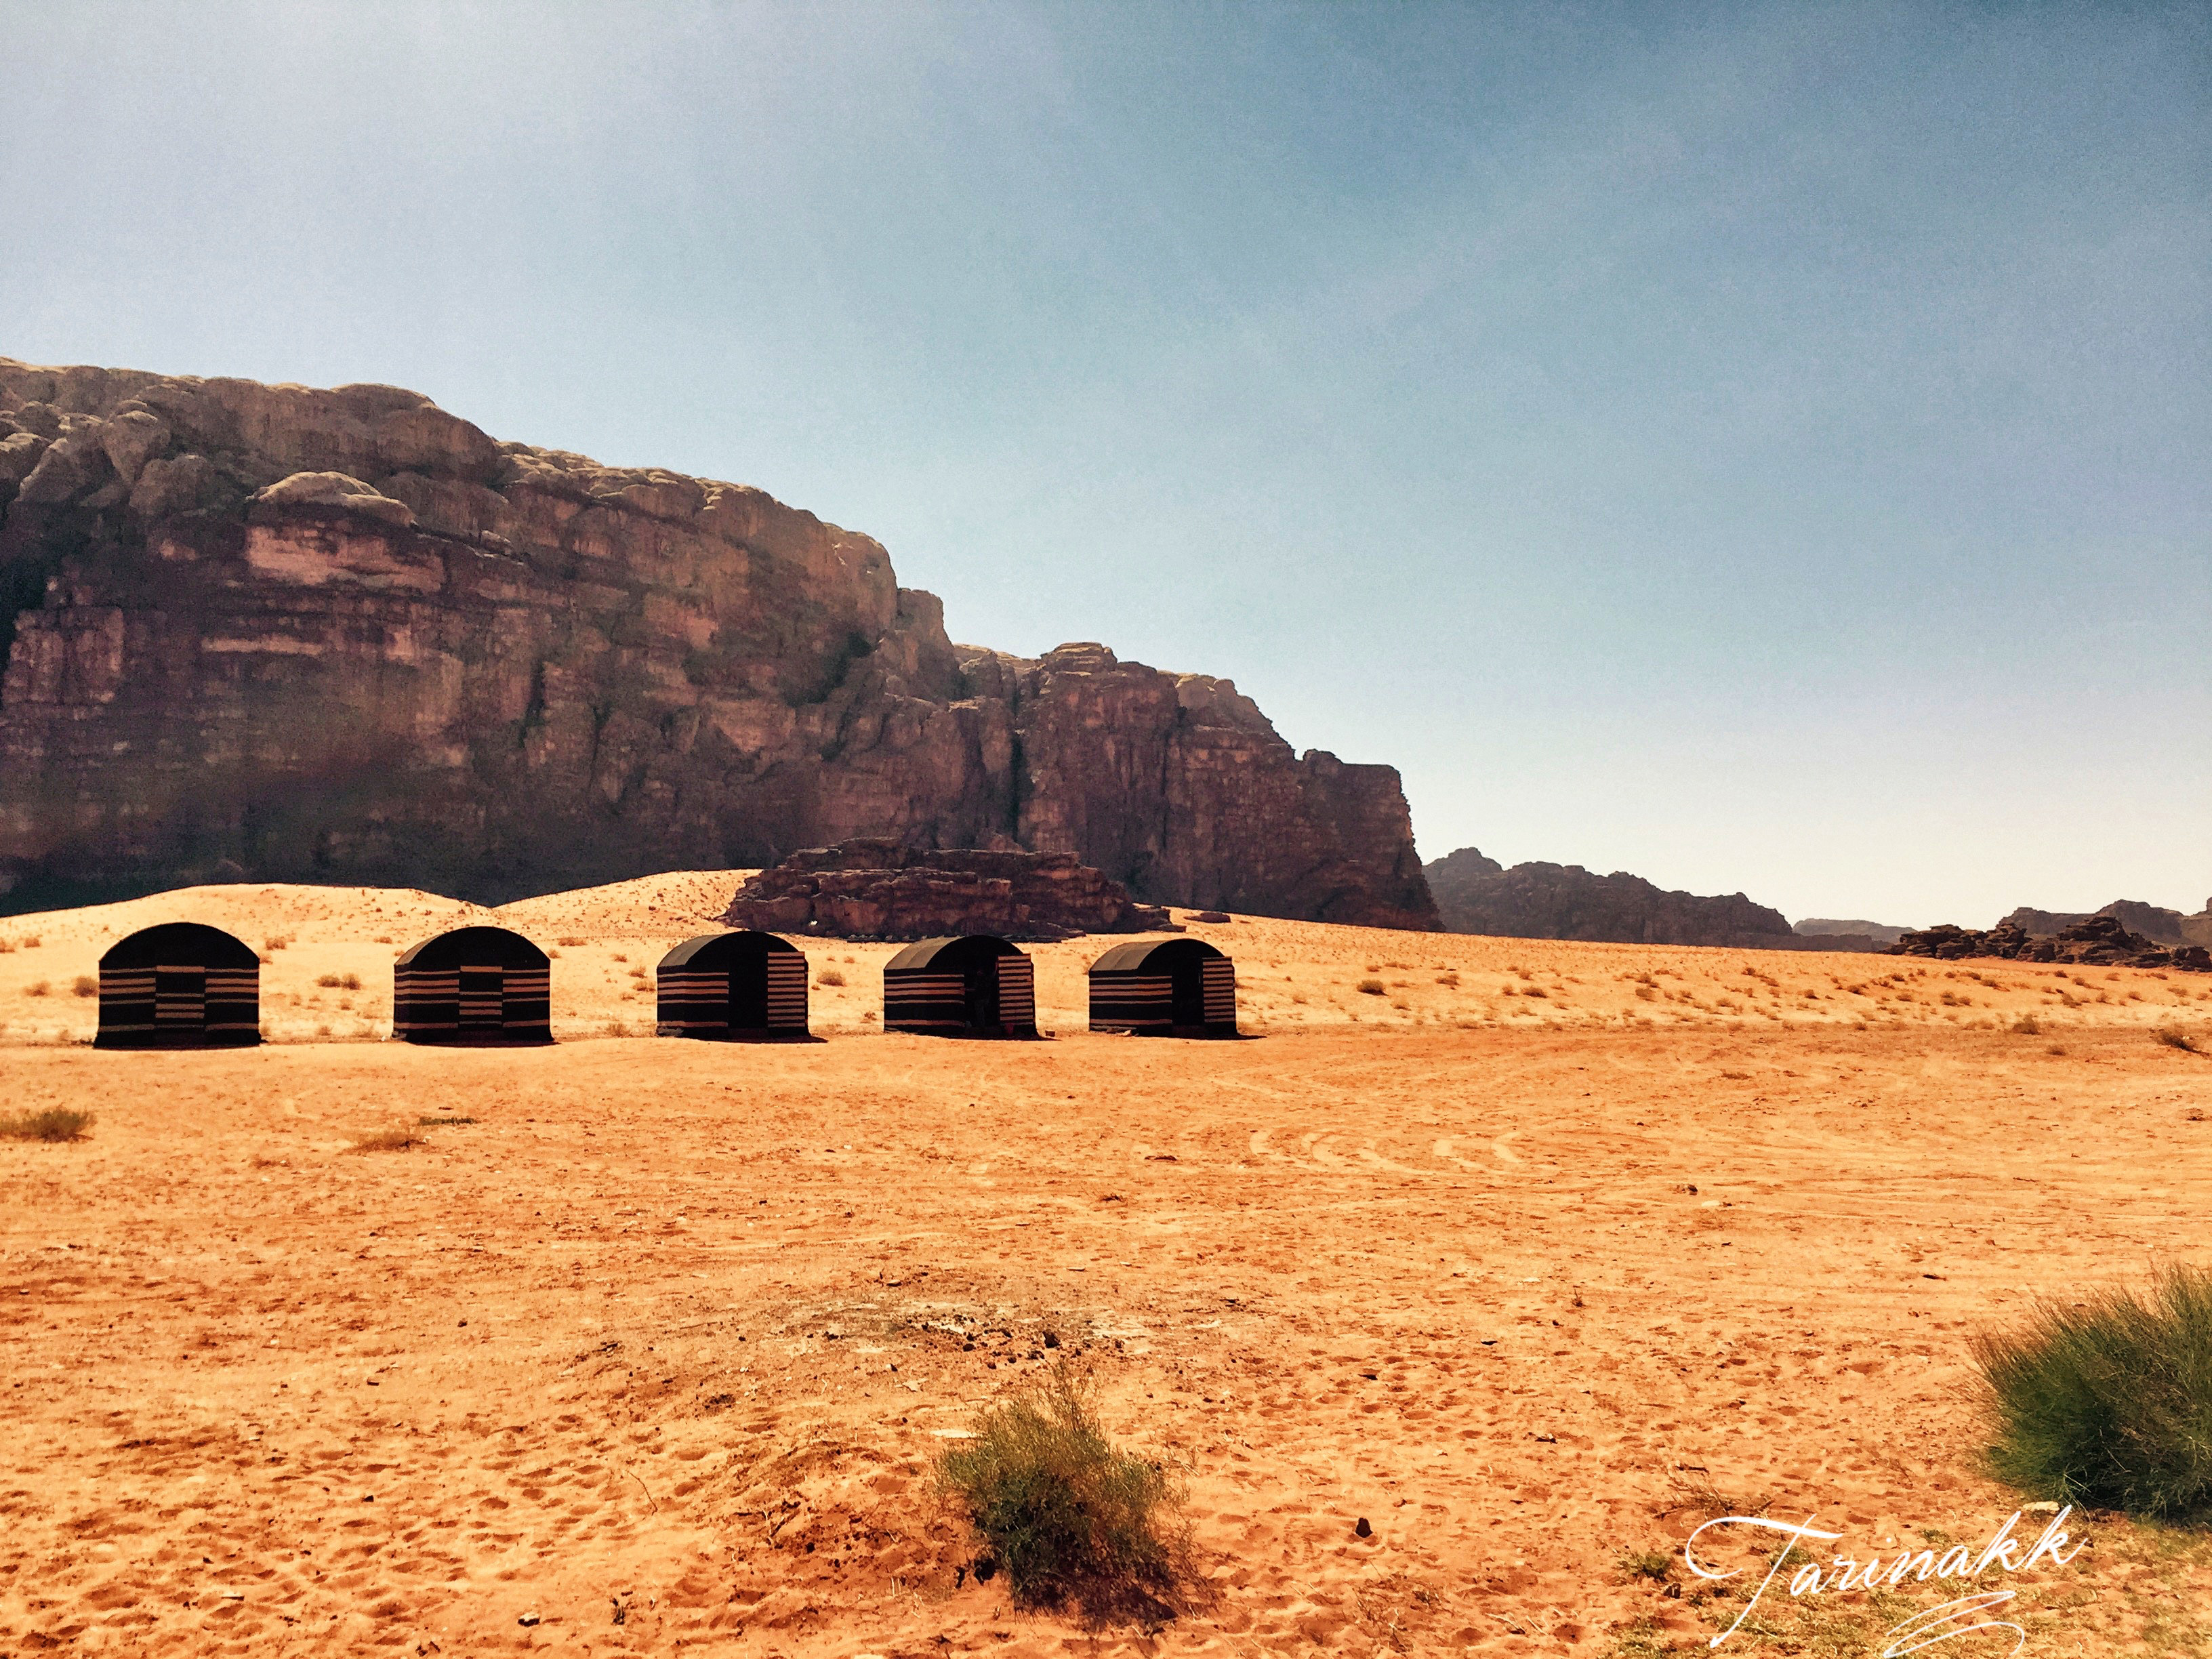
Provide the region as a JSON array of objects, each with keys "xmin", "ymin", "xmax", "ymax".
[{"xmin": 2, "ymin": 878, "xmax": 2210, "ymax": 1656}]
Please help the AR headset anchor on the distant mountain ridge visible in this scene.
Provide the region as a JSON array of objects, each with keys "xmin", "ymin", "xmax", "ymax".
[
  {"xmin": 1422, "ymin": 847, "xmax": 1850, "ymax": 948},
  {"xmin": 1795, "ymin": 918, "xmax": 1909, "ymax": 945}
]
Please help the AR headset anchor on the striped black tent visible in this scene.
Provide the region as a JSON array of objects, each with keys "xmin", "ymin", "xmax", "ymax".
[
  {"xmin": 96, "ymin": 922, "xmax": 261, "ymax": 1049},
  {"xmin": 392, "ymin": 926, "xmax": 552, "ymax": 1046},
  {"xmin": 655, "ymin": 931, "xmax": 810, "ymax": 1040},
  {"xmin": 882, "ymin": 935, "xmax": 1038, "ymax": 1038},
  {"xmin": 1088, "ymin": 938, "xmax": 1237, "ymax": 1037}
]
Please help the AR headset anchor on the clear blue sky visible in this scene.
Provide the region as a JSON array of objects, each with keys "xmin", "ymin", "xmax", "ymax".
[{"xmin": 5, "ymin": 2, "xmax": 2205, "ymax": 926}]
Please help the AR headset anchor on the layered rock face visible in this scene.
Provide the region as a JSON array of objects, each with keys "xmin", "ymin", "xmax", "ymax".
[
  {"xmin": 0, "ymin": 360, "xmax": 1434, "ymax": 928},
  {"xmin": 722, "ymin": 840, "xmax": 1174, "ymax": 941},
  {"xmin": 1423, "ymin": 846, "xmax": 1820, "ymax": 947}
]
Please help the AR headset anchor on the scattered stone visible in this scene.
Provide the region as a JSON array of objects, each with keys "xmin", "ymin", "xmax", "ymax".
[
  {"xmin": 1191, "ymin": 910, "xmax": 1232, "ymax": 923},
  {"xmin": 1042, "ymin": 1331, "xmax": 1059, "ymax": 1349},
  {"xmin": 1355, "ymin": 1517, "xmax": 1372, "ymax": 1538},
  {"xmin": 518, "ymin": 1610, "xmax": 540, "ymax": 1626}
]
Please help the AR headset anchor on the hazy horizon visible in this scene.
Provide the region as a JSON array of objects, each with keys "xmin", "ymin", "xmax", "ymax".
[{"xmin": 4, "ymin": 1, "xmax": 2204, "ymax": 927}]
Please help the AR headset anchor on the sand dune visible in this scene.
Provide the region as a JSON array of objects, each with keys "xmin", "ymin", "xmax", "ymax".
[{"xmin": 2, "ymin": 878, "xmax": 2209, "ymax": 1654}]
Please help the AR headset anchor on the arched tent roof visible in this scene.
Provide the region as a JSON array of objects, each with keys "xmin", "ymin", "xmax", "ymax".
[
  {"xmin": 657, "ymin": 930, "xmax": 802, "ymax": 972},
  {"xmin": 101, "ymin": 922, "xmax": 258, "ymax": 971},
  {"xmin": 394, "ymin": 925, "xmax": 548, "ymax": 972},
  {"xmin": 1088, "ymin": 938, "xmax": 1226, "ymax": 975},
  {"xmin": 884, "ymin": 935, "xmax": 1023, "ymax": 973}
]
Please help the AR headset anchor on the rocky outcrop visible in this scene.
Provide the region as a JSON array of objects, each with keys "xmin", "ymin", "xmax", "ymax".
[
  {"xmin": 0, "ymin": 360, "xmax": 1435, "ymax": 927},
  {"xmin": 1891, "ymin": 914, "xmax": 2210, "ymax": 972},
  {"xmin": 721, "ymin": 840, "xmax": 1174, "ymax": 941},
  {"xmin": 1998, "ymin": 907, "xmax": 2094, "ymax": 938},
  {"xmin": 1424, "ymin": 848, "xmax": 1804, "ymax": 947}
]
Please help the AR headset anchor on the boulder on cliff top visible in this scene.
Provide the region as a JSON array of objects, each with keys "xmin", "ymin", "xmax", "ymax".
[{"xmin": 253, "ymin": 471, "xmax": 417, "ymax": 527}]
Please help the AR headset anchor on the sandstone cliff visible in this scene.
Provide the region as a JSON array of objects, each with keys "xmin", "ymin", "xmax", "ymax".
[
  {"xmin": 1425, "ymin": 846, "xmax": 1808, "ymax": 947},
  {"xmin": 0, "ymin": 360, "xmax": 1435, "ymax": 929}
]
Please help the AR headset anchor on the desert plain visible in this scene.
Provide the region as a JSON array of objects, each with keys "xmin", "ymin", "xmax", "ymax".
[{"xmin": 2, "ymin": 877, "xmax": 2209, "ymax": 1656}]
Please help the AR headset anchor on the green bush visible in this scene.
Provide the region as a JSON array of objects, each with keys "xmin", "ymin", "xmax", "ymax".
[
  {"xmin": 937, "ymin": 1360, "xmax": 1181, "ymax": 1617},
  {"xmin": 1973, "ymin": 1263, "xmax": 2212, "ymax": 1519},
  {"xmin": 0, "ymin": 1107, "xmax": 94, "ymax": 1142}
]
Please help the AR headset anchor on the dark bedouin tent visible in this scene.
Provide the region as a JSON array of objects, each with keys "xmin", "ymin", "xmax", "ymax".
[
  {"xmin": 392, "ymin": 926, "xmax": 552, "ymax": 1045},
  {"xmin": 882, "ymin": 935, "xmax": 1038, "ymax": 1037},
  {"xmin": 1088, "ymin": 938, "xmax": 1239, "ymax": 1037},
  {"xmin": 655, "ymin": 931, "xmax": 811, "ymax": 1039},
  {"xmin": 96, "ymin": 922, "xmax": 262, "ymax": 1048}
]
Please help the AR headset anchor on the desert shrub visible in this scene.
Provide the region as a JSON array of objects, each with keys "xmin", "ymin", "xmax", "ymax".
[
  {"xmin": 1615, "ymin": 1545, "xmax": 1675, "ymax": 1582},
  {"xmin": 558, "ymin": 936, "xmax": 586, "ymax": 947},
  {"xmin": 1973, "ymin": 1263, "xmax": 2212, "ymax": 1520},
  {"xmin": 2011, "ymin": 1014, "xmax": 2041, "ymax": 1035},
  {"xmin": 263, "ymin": 935, "xmax": 289, "ymax": 951},
  {"xmin": 70, "ymin": 976, "xmax": 97, "ymax": 998},
  {"xmin": 2155, "ymin": 1026, "xmax": 2200, "ymax": 1054},
  {"xmin": 316, "ymin": 974, "xmax": 342, "ymax": 988},
  {"xmin": 937, "ymin": 1360, "xmax": 1181, "ymax": 1616},
  {"xmin": 817, "ymin": 969, "xmax": 846, "ymax": 987},
  {"xmin": 350, "ymin": 1126, "xmax": 419, "ymax": 1153},
  {"xmin": 0, "ymin": 1107, "xmax": 94, "ymax": 1142},
  {"xmin": 1355, "ymin": 979, "xmax": 1386, "ymax": 996},
  {"xmin": 23, "ymin": 981, "xmax": 49, "ymax": 998}
]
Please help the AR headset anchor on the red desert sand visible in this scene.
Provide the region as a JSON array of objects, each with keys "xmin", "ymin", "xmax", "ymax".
[{"xmin": 3, "ymin": 877, "xmax": 2209, "ymax": 1654}]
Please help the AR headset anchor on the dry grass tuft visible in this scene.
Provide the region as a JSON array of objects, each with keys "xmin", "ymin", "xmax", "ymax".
[
  {"xmin": 1660, "ymin": 1466, "xmax": 1773, "ymax": 1521},
  {"xmin": 0, "ymin": 1107, "xmax": 94, "ymax": 1143},
  {"xmin": 1975, "ymin": 1263, "xmax": 2212, "ymax": 1519},
  {"xmin": 816, "ymin": 968, "xmax": 846, "ymax": 987},
  {"xmin": 2154, "ymin": 1026, "xmax": 2200, "ymax": 1054},
  {"xmin": 349, "ymin": 1126, "xmax": 420, "ymax": 1153},
  {"xmin": 70, "ymin": 976, "xmax": 97, "ymax": 998},
  {"xmin": 937, "ymin": 1359, "xmax": 1188, "ymax": 1622},
  {"xmin": 1355, "ymin": 979, "xmax": 1386, "ymax": 996}
]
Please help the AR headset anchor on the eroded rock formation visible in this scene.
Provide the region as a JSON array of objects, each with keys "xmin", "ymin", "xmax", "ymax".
[
  {"xmin": 1890, "ymin": 914, "xmax": 2210, "ymax": 972},
  {"xmin": 0, "ymin": 360, "xmax": 1435, "ymax": 927},
  {"xmin": 721, "ymin": 840, "xmax": 1174, "ymax": 941}
]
